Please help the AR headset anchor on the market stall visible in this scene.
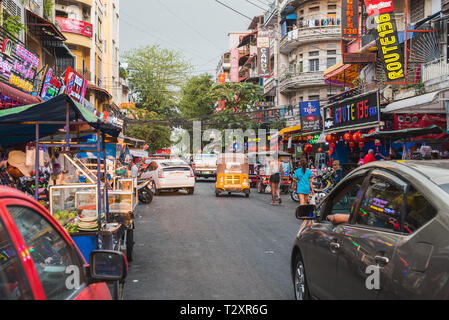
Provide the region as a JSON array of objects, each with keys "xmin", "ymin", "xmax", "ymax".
[{"xmin": 0, "ymin": 94, "xmax": 123, "ymax": 263}]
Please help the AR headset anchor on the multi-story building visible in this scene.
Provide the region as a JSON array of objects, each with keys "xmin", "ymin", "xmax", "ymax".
[{"xmin": 55, "ymin": 0, "xmax": 128, "ymax": 112}]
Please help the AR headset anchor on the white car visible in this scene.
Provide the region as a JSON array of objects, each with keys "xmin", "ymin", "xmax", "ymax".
[{"xmin": 142, "ymin": 159, "xmax": 195, "ymax": 195}]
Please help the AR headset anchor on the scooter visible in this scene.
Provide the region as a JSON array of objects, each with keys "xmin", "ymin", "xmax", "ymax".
[{"xmin": 137, "ymin": 178, "xmax": 154, "ymax": 204}]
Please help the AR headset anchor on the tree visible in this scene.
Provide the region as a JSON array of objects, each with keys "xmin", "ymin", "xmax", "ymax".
[
  {"xmin": 178, "ymin": 74, "xmax": 216, "ymax": 119},
  {"xmin": 209, "ymin": 82, "xmax": 264, "ymax": 130},
  {"xmin": 122, "ymin": 45, "xmax": 191, "ymax": 151}
]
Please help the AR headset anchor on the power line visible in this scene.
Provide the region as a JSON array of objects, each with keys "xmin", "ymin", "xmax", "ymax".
[
  {"xmin": 243, "ymin": 0, "xmax": 267, "ymax": 11},
  {"xmin": 214, "ymin": 0, "xmax": 253, "ymax": 21}
]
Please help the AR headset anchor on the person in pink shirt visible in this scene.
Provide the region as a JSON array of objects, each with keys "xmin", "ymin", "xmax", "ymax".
[{"xmin": 363, "ymin": 149, "xmax": 377, "ymax": 165}]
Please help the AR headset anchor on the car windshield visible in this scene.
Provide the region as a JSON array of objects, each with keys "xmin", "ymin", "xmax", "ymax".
[{"xmin": 439, "ymin": 183, "xmax": 449, "ymax": 195}]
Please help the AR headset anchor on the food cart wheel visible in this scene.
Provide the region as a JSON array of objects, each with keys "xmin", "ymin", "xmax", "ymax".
[
  {"xmin": 112, "ymin": 280, "xmax": 125, "ymax": 300},
  {"xmin": 125, "ymin": 226, "xmax": 134, "ymax": 262},
  {"xmin": 188, "ymin": 188, "xmax": 194, "ymax": 195}
]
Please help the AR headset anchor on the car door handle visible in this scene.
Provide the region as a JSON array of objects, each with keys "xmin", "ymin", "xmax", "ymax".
[{"xmin": 375, "ymin": 256, "xmax": 390, "ymax": 265}]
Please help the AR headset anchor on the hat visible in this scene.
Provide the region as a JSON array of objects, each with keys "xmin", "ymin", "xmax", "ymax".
[{"xmin": 8, "ymin": 151, "xmax": 31, "ymax": 177}]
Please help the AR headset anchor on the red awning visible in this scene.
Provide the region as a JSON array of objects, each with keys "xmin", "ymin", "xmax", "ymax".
[{"xmin": 0, "ymin": 81, "xmax": 42, "ymax": 105}]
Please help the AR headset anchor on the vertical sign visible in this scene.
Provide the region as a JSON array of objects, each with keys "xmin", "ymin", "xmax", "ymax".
[
  {"xmin": 364, "ymin": 0, "xmax": 405, "ymax": 81},
  {"xmin": 230, "ymin": 48, "xmax": 239, "ymax": 82},
  {"xmin": 342, "ymin": 0, "xmax": 359, "ymax": 38},
  {"xmin": 257, "ymin": 37, "xmax": 271, "ymax": 78},
  {"xmin": 300, "ymin": 101, "xmax": 322, "ymax": 133},
  {"xmin": 64, "ymin": 67, "xmax": 88, "ymax": 104}
]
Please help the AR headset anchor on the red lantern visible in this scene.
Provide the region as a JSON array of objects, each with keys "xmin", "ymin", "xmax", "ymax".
[
  {"xmin": 318, "ymin": 148, "xmax": 323, "ymax": 153},
  {"xmin": 325, "ymin": 134, "xmax": 334, "ymax": 144},
  {"xmin": 304, "ymin": 144, "xmax": 313, "ymax": 154},
  {"xmin": 353, "ymin": 131, "xmax": 363, "ymax": 144},
  {"xmin": 344, "ymin": 132, "xmax": 353, "ymax": 143},
  {"xmin": 375, "ymin": 139, "xmax": 381, "ymax": 153},
  {"xmin": 359, "ymin": 142, "xmax": 365, "ymax": 150}
]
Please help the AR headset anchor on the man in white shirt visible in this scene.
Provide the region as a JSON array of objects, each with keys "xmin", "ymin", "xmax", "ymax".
[{"xmin": 131, "ymin": 162, "xmax": 139, "ymax": 178}]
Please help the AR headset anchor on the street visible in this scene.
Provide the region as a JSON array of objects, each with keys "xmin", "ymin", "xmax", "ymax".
[{"xmin": 125, "ymin": 180, "xmax": 300, "ymax": 300}]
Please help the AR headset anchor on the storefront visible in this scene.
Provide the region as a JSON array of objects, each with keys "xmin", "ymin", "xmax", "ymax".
[{"xmin": 322, "ymin": 90, "xmax": 383, "ymax": 176}]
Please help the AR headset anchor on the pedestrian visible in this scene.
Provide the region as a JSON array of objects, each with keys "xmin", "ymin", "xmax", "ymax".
[
  {"xmin": 268, "ymin": 156, "xmax": 282, "ymax": 205},
  {"xmin": 358, "ymin": 152, "xmax": 365, "ymax": 166},
  {"xmin": 377, "ymin": 147, "xmax": 400, "ymax": 161},
  {"xmin": 293, "ymin": 158, "xmax": 315, "ymax": 206},
  {"xmin": 131, "ymin": 161, "xmax": 139, "ymax": 178},
  {"xmin": 363, "ymin": 149, "xmax": 377, "ymax": 165}
]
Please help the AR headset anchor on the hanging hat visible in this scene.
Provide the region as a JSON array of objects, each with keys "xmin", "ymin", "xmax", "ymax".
[{"xmin": 8, "ymin": 151, "xmax": 31, "ymax": 177}]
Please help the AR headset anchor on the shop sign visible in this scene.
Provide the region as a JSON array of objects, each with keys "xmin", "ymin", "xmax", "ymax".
[
  {"xmin": 55, "ymin": 17, "xmax": 93, "ymax": 38},
  {"xmin": 230, "ymin": 48, "xmax": 239, "ymax": 82},
  {"xmin": 300, "ymin": 101, "xmax": 321, "ymax": 133},
  {"xmin": 218, "ymin": 73, "xmax": 226, "ymax": 83},
  {"xmin": 0, "ymin": 35, "xmax": 39, "ymax": 93},
  {"xmin": 64, "ymin": 67, "xmax": 88, "ymax": 104},
  {"xmin": 342, "ymin": 0, "xmax": 359, "ymax": 38},
  {"xmin": 364, "ymin": 0, "xmax": 405, "ymax": 81},
  {"xmin": 323, "ymin": 91, "xmax": 380, "ymax": 132},
  {"xmin": 343, "ymin": 52, "xmax": 377, "ymax": 64},
  {"xmin": 257, "ymin": 37, "xmax": 271, "ymax": 78},
  {"xmin": 38, "ymin": 66, "xmax": 64, "ymax": 101}
]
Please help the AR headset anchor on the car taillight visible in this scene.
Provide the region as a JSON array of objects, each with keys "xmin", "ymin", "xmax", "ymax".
[
  {"xmin": 190, "ymin": 170, "xmax": 195, "ymax": 178},
  {"xmin": 192, "ymin": 163, "xmax": 196, "ymax": 169},
  {"xmin": 158, "ymin": 171, "xmax": 165, "ymax": 179}
]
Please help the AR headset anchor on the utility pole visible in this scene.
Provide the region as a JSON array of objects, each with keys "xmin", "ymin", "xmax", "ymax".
[{"xmin": 276, "ymin": 0, "xmax": 281, "ymax": 110}]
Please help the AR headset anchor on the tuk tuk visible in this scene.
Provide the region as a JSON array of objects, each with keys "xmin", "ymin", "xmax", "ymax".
[
  {"xmin": 256, "ymin": 151, "xmax": 293, "ymax": 194},
  {"xmin": 215, "ymin": 153, "xmax": 250, "ymax": 198}
]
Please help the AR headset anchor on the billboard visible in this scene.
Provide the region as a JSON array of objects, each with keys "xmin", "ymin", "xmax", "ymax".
[
  {"xmin": 64, "ymin": 67, "xmax": 88, "ymax": 104},
  {"xmin": 55, "ymin": 17, "xmax": 93, "ymax": 38},
  {"xmin": 323, "ymin": 92, "xmax": 380, "ymax": 132},
  {"xmin": 341, "ymin": 0, "xmax": 359, "ymax": 38},
  {"xmin": 300, "ymin": 101, "xmax": 321, "ymax": 133},
  {"xmin": 257, "ymin": 37, "xmax": 271, "ymax": 78},
  {"xmin": 364, "ymin": 0, "xmax": 405, "ymax": 82}
]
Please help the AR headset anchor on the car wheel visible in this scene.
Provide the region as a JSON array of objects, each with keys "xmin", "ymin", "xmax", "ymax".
[
  {"xmin": 151, "ymin": 181, "xmax": 157, "ymax": 194},
  {"xmin": 293, "ymin": 255, "xmax": 310, "ymax": 300},
  {"xmin": 112, "ymin": 280, "xmax": 125, "ymax": 300}
]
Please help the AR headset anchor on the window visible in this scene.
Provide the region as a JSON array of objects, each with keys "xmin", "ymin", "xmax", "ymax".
[
  {"xmin": 308, "ymin": 95, "xmax": 320, "ymax": 101},
  {"xmin": 309, "ymin": 6, "xmax": 320, "ymax": 12},
  {"xmin": 328, "ymin": 5, "xmax": 337, "ymax": 9},
  {"xmin": 309, "ymin": 59, "xmax": 319, "ymax": 71},
  {"xmin": 8, "ymin": 206, "xmax": 85, "ymax": 300},
  {"xmin": 327, "ymin": 50, "xmax": 337, "ymax": 55},
  {"xmin": 327, "ymin": 57, "xmax": 337, "ymax": 68},
  {"xmin": 0, "ymin": 219, "xmax": 33, "ymax": 300},
  {"xmin": 309, "ymin": 51, "xmax": 319, "ymax": 57},
  {"xmin": 355, "ymin": 176, "xmax": 404, "ymax": 232},
  {"xmin": 403, "ymin": 186, "xmax": 437, "ymax": 234}
]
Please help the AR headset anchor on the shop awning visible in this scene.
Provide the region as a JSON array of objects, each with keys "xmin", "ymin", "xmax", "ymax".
[
  {"xmin": 0, "ymin": 82, "xmax": 42, "ymax": 105},
  {"xmin": 280, "ymin": 125, "xmax": 302, "ymax": 136},
  {"xmin": 383, "ymin": 91, "xmax": 444, "ymax": 114},
  {"xmin": 362, "ymin": 125, "xmax": 444, "ymax": 141},
  {"xmin": 0, "ymin": 94, "xmax": 121, "ymax": 148},
  {"xmin": 26, "ymin": 9, "xmax": 66, "ymax": 41},
  {"xmin": 324, "ymin": 61, "xmax": 361, "ymax": 87},
  {"xmin": 87, "ymin": 84, "xmax": 112, "ymax": 99},
  {"xmin": 129, "ymin": 149, "xmax": 149, "ymax": 158}
]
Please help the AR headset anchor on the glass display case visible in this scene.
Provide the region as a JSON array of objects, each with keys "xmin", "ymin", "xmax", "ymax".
[
  {"xmin": 49, "ymin": 184, "xmax": 106, "ymax": 232},
  {"xmin": 108, "ymin": 191, "xmax": 134, "ymax": 213}
]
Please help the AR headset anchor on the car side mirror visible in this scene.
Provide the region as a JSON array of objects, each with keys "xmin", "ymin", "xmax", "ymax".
[
  {"xmin": 295, "ymin": 205, "xmax": 317, "ymax": 220},
  {"xmin": 89, "ymin": 250, "xmax": 128, "ymax": 282}
]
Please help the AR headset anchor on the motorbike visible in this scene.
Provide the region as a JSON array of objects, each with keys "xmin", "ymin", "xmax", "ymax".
[
  {"xmin": 290, "ymin": 167, "xmax": 337, "ymax": 204},
  {"xmin": 18, "ymin": 172, "xmax": 50, "ymax": 202},
  {"xmin": 137, "ymin": 178, "xmax": 154, "ymax": 204}
]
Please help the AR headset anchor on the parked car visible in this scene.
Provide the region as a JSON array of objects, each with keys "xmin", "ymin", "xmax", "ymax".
[
  {"xmin": 193, "ymin": 154, "xmax": 218, "ymax": 180},
  {"xmin": 143, "ymin": 159, "xmax": 195, "ymax": 195},
  {"xmin": 291, "ymin": 160, "xmax": 449, "ymax": 300},
  {"xmin": 0, "ymin": 187, "xmax": 127, "ymax": 300}
]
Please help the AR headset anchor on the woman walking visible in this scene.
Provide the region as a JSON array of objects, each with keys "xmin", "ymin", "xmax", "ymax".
[
  {"xmin": 268, "ymin": 156, "xmax": 282, "ymax": 205},
  {"xmin": 294, "ymin": 158, "xmax": 315, "ymax": 205}
]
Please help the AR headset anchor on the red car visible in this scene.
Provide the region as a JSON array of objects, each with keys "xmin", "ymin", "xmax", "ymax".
[{"xmin": 0, "ymin": 187, "xmax": 127, "ymax": 300}]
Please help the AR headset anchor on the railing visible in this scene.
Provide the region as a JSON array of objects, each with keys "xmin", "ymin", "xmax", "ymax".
[
  {"xmin": 281, "ymin": 25, "xmax": 340, "ymax": 47},
  {"xmin": 422, "ymin": 58, "xmax": 449, "ymax": 83},
  {"xmin": 279, "ymin": 71, "xmax": 324, "ymax": 91}
]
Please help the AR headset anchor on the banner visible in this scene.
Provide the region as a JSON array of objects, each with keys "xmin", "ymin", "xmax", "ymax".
[
  {"xmin": 38, "ymin": 66, "xmax": 64, "ymax": 101},
  {"xmin": 55, "ymin": 17, "xmax": 93, "ymax": 38},
  {"xmin": 364, "ymin": 0, "xmax": 405, "ymax": 82},
  {"xmin": 300, "ymin": 101, "xmax": 321, "ymax": 133},
  {"xmin": 342, "ymin": 0, "xmax": 359, "ymax": 38},
  {"xmin": 257, "ymin": 37, "xmax": 271, "ymax": 78},
  {"xmin": 323, "ymin": 92, "xmax": 380, "ymax": 132},
  {"xmin": 230, "ymin": 48, "xmax": 239, "ymax": 82}
]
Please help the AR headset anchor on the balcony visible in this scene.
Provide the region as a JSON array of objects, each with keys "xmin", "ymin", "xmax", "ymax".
[
  {"xmin": 279, "ymin": 71, "xmax": 325, "ymax": 92},
  {"xmin": 422, "ymin": 58, "xmax": 449, "ymax": 92},
  {"xmin": 280, "ymin": 25, "xmax": 340, "ymax": 54}
]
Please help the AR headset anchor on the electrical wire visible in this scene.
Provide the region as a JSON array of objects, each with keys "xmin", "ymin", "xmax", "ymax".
[{"xmin": 214, "ymin": 0, "xmax": 253, "ymax": 21}]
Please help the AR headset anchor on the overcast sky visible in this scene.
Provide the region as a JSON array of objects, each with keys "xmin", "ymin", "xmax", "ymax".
[{"xmin": 120, "ymin": 0, "xmax": 265, "ymax": 75}]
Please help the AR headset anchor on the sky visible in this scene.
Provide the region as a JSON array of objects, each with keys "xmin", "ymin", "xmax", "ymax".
[{"xmin": 119, "ymin": 0, "xmax": 266, "ymax": 76}]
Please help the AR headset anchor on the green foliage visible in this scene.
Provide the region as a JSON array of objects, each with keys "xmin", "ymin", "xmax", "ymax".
[
  {"xmin": 178, "ymin": 74, "xmax": 215, "ymax": 119},
  {"xmin": 209, "ymin": 82, "xmax": 264, "ymax": 130},
  {"xmin": 123, "ymin": 45, "xmax": 192, "ymax": 117},
  {"xmin": 43, "ymin": 0, "xmax": 54, "ymax": 20},
  {"xmin": 119, "ymin": 66, "xmax": 128, "ymax": 80},
  {"xmin": 2, "ymin": 11, "xmax": 27, "ymax": 36}
]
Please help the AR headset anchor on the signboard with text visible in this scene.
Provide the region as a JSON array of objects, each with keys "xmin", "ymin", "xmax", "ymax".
[
  {"xmin": 323, "ymin": 92, "xmax": 380, "ymax": 132},
  {"xmin": 341, "ymin": 0, "xmax": 359, "ymax": 38},
  {"xmin": 300, "ymin": 101, "xmax": 321, "ymax": 133},
  {"xmin": 38, "ymin": 66, "xmax": 64, "ymax": 101},
  {"xmin": 55, "ymin": 17, "xmax": 93, "ymax": 38},
  {"xmin": 257, "ymin": 37, "xmax": 271, "ymax": 78},
  {"xmin": 230, "ymin": 48, "xmax": 239, "ymax": 82},
  {"xmin": 64, "ymin": 67, "xmax": 88, "ymax": 104},
  {"xmin": 0, "ymin": 30, "xmax": 39, "ymax": 94},
  {"xmin": 364, "ymin": 0, "xmax": 405, "ymax": 82}
]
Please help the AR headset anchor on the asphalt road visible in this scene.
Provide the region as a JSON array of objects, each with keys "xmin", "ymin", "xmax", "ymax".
[{"xmin": 125, "ymin": 180, "xmax": 301, "ymax": 300}]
